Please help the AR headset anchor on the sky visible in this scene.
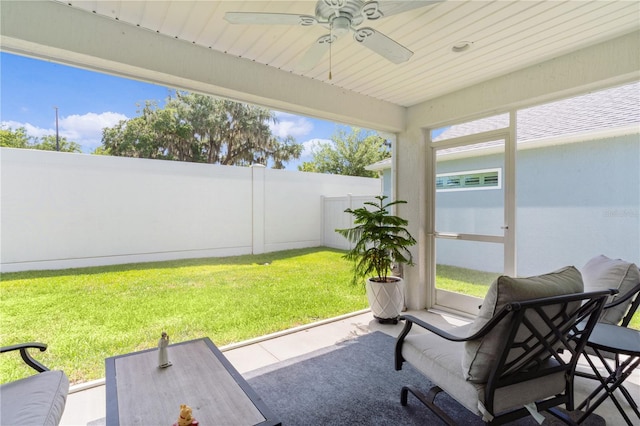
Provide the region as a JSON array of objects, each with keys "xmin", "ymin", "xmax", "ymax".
[{"xmin": 0, "ymin": 52, "xmax": 347, "ymax": 170}]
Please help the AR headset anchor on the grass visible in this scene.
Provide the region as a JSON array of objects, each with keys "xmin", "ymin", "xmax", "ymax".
[
  {"xmin": 0, "ymin": 247, "xmax": 367, "ymax": 384},
  {"xmin": 436, "ymin": 264, "xmax": 640, "ymax": 330},
  {"xmin": 1, "ymin": 251, "xmax": 637, "ymax": 385},
  {"xmin": 435, "ymin": 264, "xmax": 501, "ymax": 298}
]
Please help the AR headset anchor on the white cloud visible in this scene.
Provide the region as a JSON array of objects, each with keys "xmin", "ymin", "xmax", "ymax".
[
  {"xmin": 283, "ymin": 137, "xmax": 334, "ymax": 171},
  {"xmin": 2, "ymin": 111, "xmax": 127, "ymax": 152},
  {"xmin": 270, "ymin": 112, "xmax": 314, "ymax": 139},
  {"xmin": 301, "ymin": 138, "xmax": 333, "ymax": 157},
  {"xmin": 1, "ymin": 120, "xmax": 52, "ymax": 139}
]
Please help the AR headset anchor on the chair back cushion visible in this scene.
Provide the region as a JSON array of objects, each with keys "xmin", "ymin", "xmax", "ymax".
[
  {"xmin": 462, "ymin": 266, "xmax": 583, "ymax": 383},
  {"xmin": 581, "ymin": 255, "xmax": 640, "ymax": 325}
]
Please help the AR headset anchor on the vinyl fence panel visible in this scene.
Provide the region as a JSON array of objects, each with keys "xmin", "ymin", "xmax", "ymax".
[
  {"xmin": 322, "ymin": 195, "xmax": 379, "ymax": 250},
  {"xmin": 0, "ymin": 148, "xmax": 379, "ymax": 272}
]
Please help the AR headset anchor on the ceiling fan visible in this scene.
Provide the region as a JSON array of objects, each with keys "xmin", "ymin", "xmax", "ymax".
[{"xmin": 224, "ymin": 1, "xmax": 442, "ymax": 71}]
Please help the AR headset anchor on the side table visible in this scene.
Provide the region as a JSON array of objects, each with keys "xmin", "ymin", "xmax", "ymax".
[{"xmin": 576, "ymin": 323, "xmax": 640, "ymax": 425}]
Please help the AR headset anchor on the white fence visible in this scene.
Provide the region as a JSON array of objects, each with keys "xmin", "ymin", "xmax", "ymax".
[
  {"xmin": 0, "ymin": 148, "xmax": 379, "ymax": 272},
  {"xmin": 322, "ymin": 195, "xmax": 378, "ymax": 250}
]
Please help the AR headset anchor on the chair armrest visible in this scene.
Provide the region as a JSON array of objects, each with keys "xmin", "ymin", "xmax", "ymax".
[
  {"xmin": 398, "ymin": 309, "xmax": 513, "ymax": 344},
  {"xmin": 605, "ymin": 282, "xmax": 640, "ymax": 327},
  {"xmin": 0, "ymin": 342, "xmax": 50, "ymax": 372},
  {"xmin": 394, "ymin": 313, "xmax": 510, "ymax": 370},
  {"xmin": 398, "ymin": 315, "xmax": 471, "ymax": 342},
  {"xmin": 605, "ymin": 282, "xmax": 640, "ymax": 309}
]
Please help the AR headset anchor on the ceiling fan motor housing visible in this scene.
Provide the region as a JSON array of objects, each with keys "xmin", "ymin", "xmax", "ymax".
[{"xmin": 316, "ymin": 0, "xmax": 366, "ymax": 34}]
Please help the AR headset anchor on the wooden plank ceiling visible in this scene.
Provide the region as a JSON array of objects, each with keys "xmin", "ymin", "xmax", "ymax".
[{"xmin": 57, "ymin": 0, "xmax": 640, "ymax": 107}]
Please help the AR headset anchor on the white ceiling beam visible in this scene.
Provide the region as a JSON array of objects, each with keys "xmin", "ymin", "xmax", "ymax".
[{"xmin": 0, "ymin": 0, "xmax": 405, "ymax": 132}]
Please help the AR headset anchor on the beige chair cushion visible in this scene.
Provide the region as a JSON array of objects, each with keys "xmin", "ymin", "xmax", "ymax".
[
  {"xmin": 402, "ymin": 324, "xmax": 566, "ymax": 417},
  {"xmin": 581, "ymin": 255, "xmax": 640, "ymax": 325},
  {"xmin": 0, "ymin": 370, "xmax": 69, "ymax": 426},
  {"xmin": 462, "ymin": 266, "xmax": 584, "ymax": 383}
]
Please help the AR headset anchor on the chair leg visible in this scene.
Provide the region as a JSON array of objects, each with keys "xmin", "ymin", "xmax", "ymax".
[
  {"xmin": 546, "ymin": 407, "xmax": 578, "ymax": 426},
  {"xmin": 401, "ymin": 385, "xmax": 457, "ymax": 426}
]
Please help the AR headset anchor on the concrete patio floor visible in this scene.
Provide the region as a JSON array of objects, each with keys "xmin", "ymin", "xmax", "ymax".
[{"xmin": 60, "ymin": 309, "xmax": 639, "ymax": 426}]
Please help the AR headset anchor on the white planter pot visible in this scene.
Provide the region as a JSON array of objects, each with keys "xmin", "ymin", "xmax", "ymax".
[{"xmin": 366, "ymin": 277, "xmax": 404, "ymax": 323}]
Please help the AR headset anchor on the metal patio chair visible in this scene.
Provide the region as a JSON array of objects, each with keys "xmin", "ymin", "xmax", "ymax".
[
  {"xmin": 0, "ymin": 342, "xmax": 69, "ymax": 425},
  {"xmin": 395, "ymin": 266, "xmax": 615, "ymax": 425},
  {"xmin": 574, "ymin": 280, "xmax": 640, "ymax": 425}
]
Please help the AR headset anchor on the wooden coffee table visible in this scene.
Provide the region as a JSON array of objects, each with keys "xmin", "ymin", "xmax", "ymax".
[{"xmin": 105, "ymin": 337, "xmax": 280, "ymax": 426}]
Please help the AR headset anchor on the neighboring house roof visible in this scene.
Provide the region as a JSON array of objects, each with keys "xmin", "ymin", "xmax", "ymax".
[
  {"xmin": 435, "ymin": 81, "xmax": 640, "ymax": 143},
  {"xmin": 365, "ymin": 158, "xmax": 392, "ymax": 172},
  {"xmin": 368, "ymin": 81, "xmax": 639, "ymax": 170}
]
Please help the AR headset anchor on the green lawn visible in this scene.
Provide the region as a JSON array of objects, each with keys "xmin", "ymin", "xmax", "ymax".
[
  {"xmin": 1, "ymin": 251, "xmax": 637, "ymax": 385},
  {"xmin": 436, "ymin": 264, "xmax": 640, "ymax": 330},
  {"xmin": 435, "ymin": 264, "xmax": 500, "ymax": 298},
  {"xmin": 0, "ymin": 248, "xmax": 367, "ymax": 384}
]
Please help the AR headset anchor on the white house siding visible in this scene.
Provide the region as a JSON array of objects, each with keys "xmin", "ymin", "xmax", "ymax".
[
  {"xmin": 0, "ymin": 148, "xmax": 379, "ymax": 272},
  {"xmin": 382, "ymin": 169, "xmax": 392, "ymax": 199},
  {"xmin": 433, "ymin": 133, "xmax": 639, "ymax": 276},
  {"xmin": 434, "ymin": 151, "xmax": 505, "ymax": 273},
  {"xmin": 516, "ymin": 134, "xmax": 639, "ymax": 276},
  {"xmin": 436, "ymin": 153, "xmax": 505, "ymax": 237}
]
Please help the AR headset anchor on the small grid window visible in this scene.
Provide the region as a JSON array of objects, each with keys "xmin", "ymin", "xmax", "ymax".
[{"xmin": 436, "ymin": 168, "xmax": 501, "ymax": 192}]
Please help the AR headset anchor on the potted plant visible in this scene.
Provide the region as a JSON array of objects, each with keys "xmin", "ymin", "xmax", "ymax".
[{"xmin": 336, "ymin": 195, "xmax": 417, "ymax": 323}]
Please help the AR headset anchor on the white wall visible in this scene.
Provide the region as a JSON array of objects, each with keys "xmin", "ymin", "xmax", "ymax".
[{"xmin": 0, "ymin": 148, "xmax": 379, "ymax": 272}]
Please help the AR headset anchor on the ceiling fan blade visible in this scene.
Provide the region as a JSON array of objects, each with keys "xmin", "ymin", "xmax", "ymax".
[
  {"xmin": 362, "ymin": 1, "xmax": 443, "ymax": 20},
  {"xmin": 354, "ymin": 27, "xmax": 413, "ymax": 64},
  {"xmin": 224, "ymin": 12, "xmax": 317, "ymax": 26},
  {"xmin": 297, "ymin": 34, "xmax": 335, "ymax": 71}
]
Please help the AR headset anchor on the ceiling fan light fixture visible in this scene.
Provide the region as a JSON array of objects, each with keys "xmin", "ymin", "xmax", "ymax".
[
  {"xmin": 452, "ymin": 41, "xmax": 472, "ymax": 53},
  {"xmin": 331, "ymin": 16, "xmax": 351, "ymax": 36}
]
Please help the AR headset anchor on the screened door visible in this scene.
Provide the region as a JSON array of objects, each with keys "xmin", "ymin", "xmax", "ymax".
[{"xmin": 430, "ymin": 127, "xmax": 515, "ymax": 315}]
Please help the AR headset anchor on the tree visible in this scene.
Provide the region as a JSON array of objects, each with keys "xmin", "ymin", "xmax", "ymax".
[
  {"xmin": 32, "ymin": 135, "xmax": 82, "ymax": 153},
  {"xmin": 0, "ymin": 126, "xmax": 81, "ymax": 153},
  {"xmin": 101, "ymin": 102, "xmax": 177, "ymax": 160},
  {"xmin": 299, "ymin": 127, "xmax": 390, "ymax": 177},
  {"xmin": 0, "ymin": 127, "xmax": 31, "ymax": 148},
  {"xmin": 100, "ymin": 92, "xmax": 302, "ymax": 168}
]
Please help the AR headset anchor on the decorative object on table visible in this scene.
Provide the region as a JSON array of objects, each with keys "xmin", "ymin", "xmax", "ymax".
[
  {"xmin": 174, "ymin": 404, "xmax": 199, "ymax": 426},
  {"xmin": 158, "ymin": 332, "xmax": 172, "ymax": 368},
  {"xmin": 336, "ymin": 195, "xmax": 416, "ymax": 324}
]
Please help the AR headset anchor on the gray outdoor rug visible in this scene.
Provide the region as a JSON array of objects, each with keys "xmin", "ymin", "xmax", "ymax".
[{"xmin": 244, "ymin": 331, "xmax": 605, "ymax": 426}]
